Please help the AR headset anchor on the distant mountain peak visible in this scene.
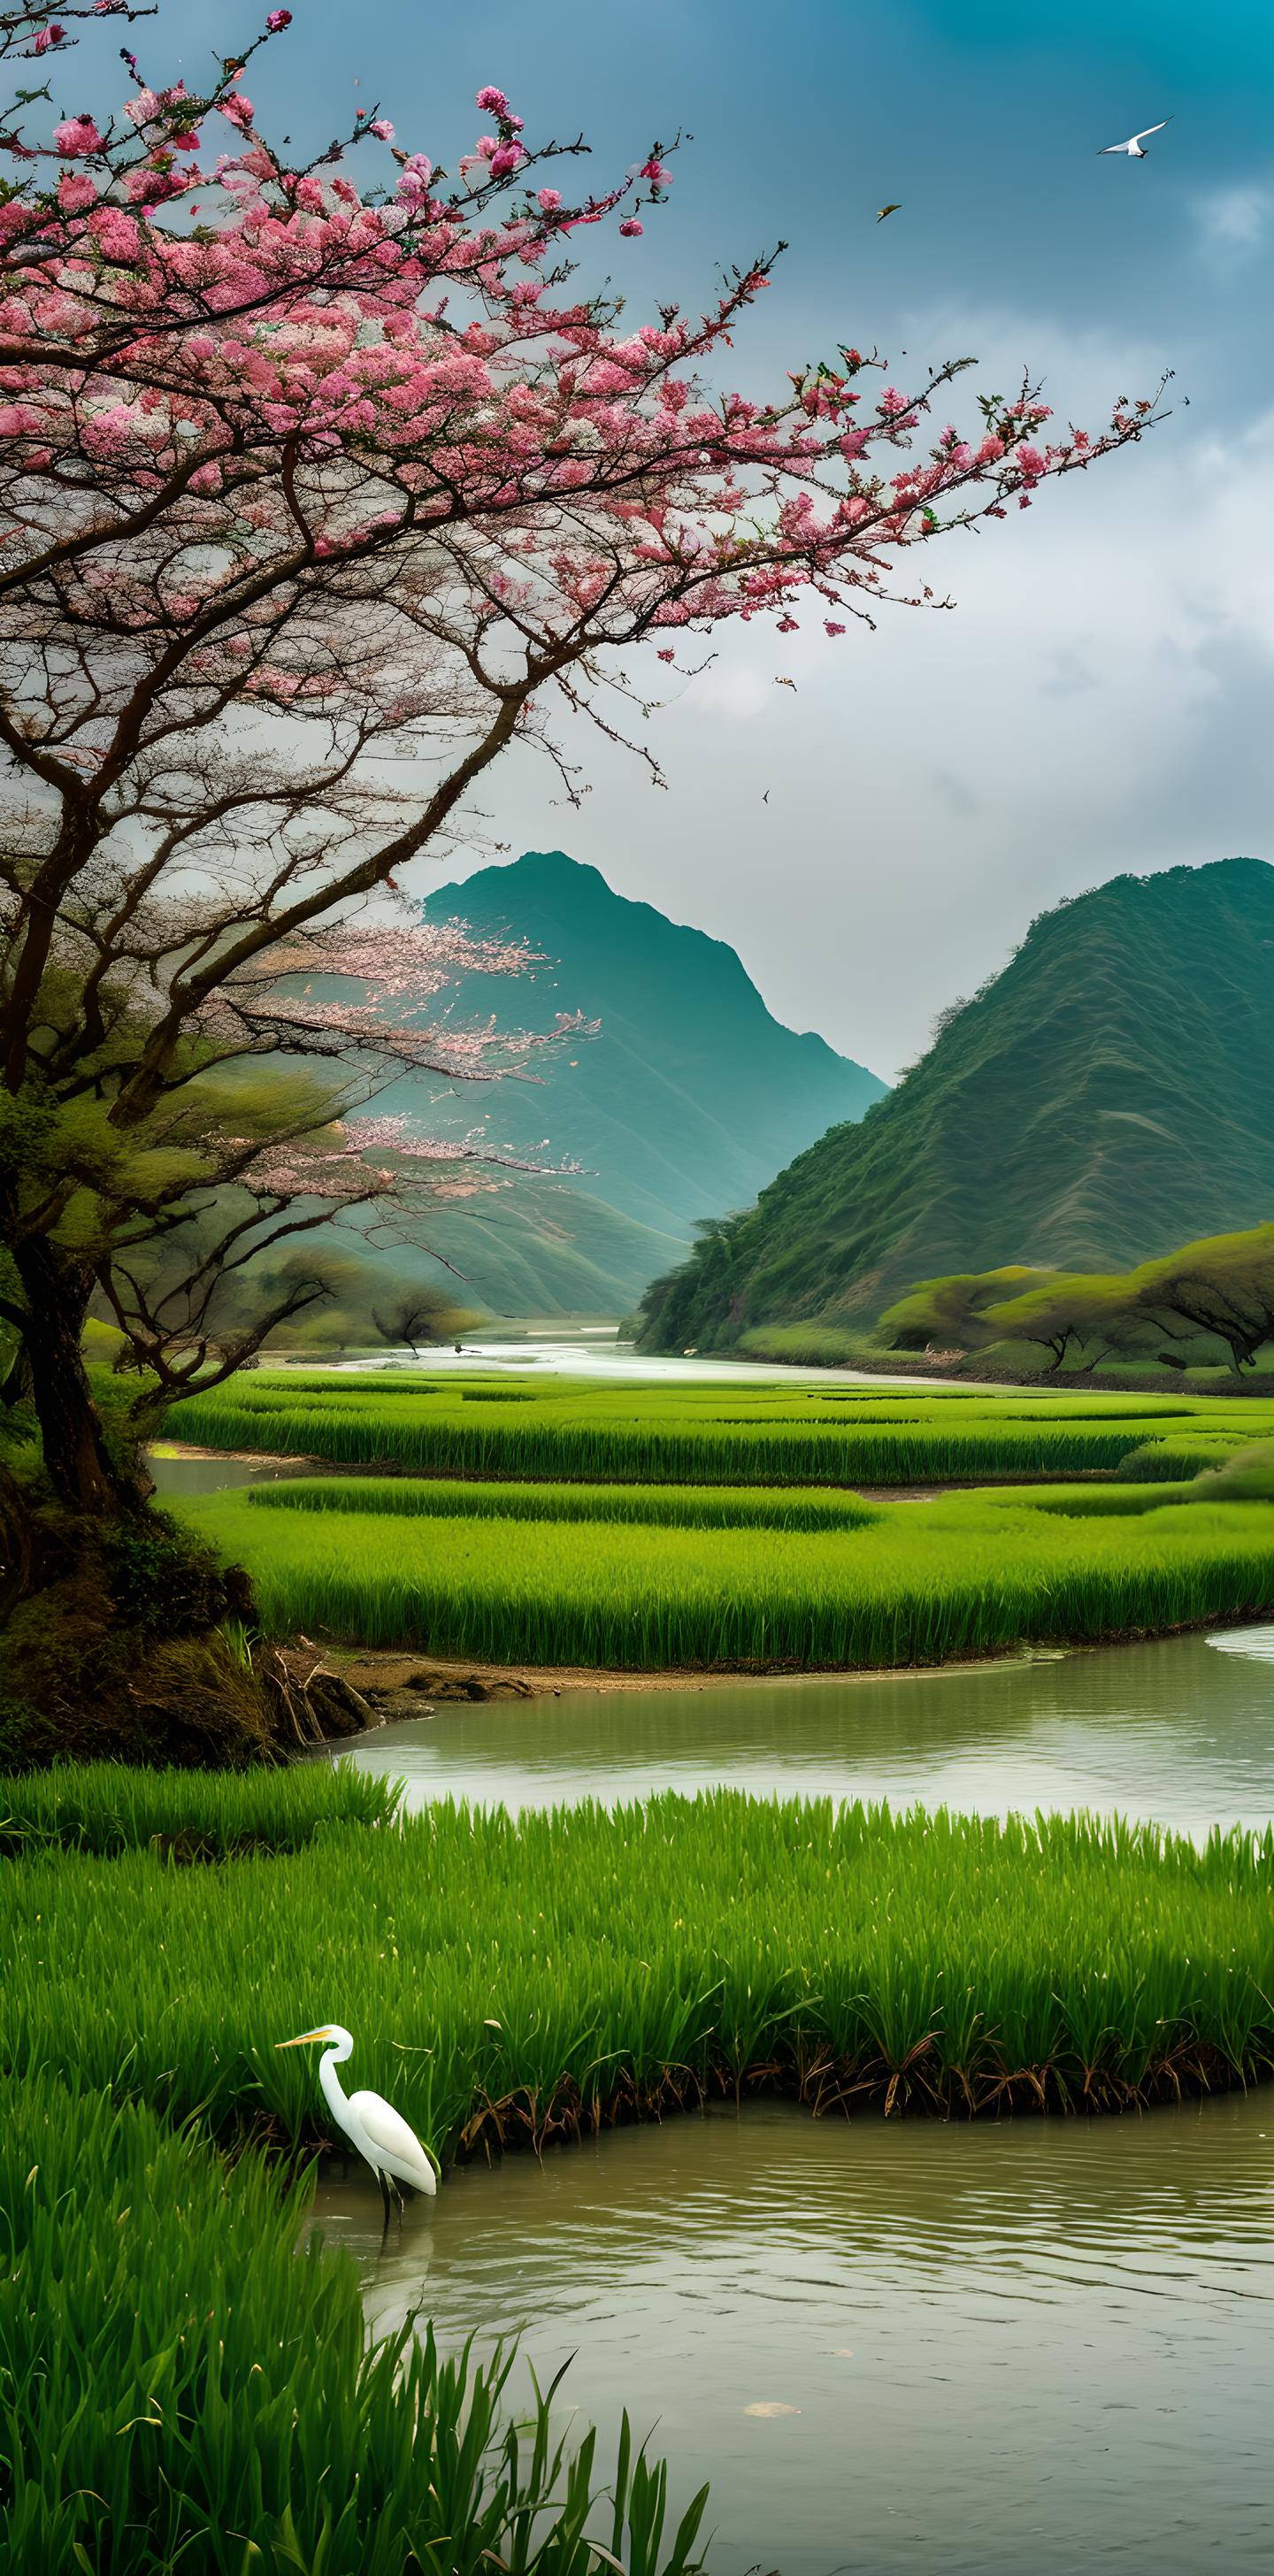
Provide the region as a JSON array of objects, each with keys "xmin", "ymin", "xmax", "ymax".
[
  {"xmin": 637, "ymin": 855, "xmax": 1274, "ymax": 1346},
  {"xmin": 365, "ymin": 849, "xmax": 887, "ymax": 1316}
]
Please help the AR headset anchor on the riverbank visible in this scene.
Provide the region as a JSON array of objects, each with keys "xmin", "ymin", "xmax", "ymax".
[{"xmin": 8, "ymin": 1775, "xmax": 1273, "ymax": 2149}]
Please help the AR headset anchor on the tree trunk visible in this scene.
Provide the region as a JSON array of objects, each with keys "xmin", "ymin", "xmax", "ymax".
[{"xmin": 10, "ymin": 1238, "xmax": 122, "ymax": 1513}]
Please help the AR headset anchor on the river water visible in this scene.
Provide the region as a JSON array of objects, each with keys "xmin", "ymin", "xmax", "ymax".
[
  {"xmin": 314, "ymin": 2094, "xmax": 1273, "ymax": 2574},
  {"xmin": 314, "ymin": 1622, "xmax": 1274, "ymax": 2572},
  {"xmin": 344, "ymin": 1627, "xmax": 1274, "ymax": 1839}
]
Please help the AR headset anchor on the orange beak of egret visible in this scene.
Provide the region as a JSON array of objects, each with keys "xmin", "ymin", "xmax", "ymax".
[{"xmin": 274, "ymin": 2028, "xmax": 331, "ymax": 2049}]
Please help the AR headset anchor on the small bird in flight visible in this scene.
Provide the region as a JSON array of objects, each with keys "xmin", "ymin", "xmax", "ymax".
[
  {"xmin": 1098, "ymin": 118, "xmax": 1172, "ymax": 159},
  {"xmin": 876, "ymin": 203, "xmax": 902, "ymax": 222},
  {"xmin": 774, "ymin": 676, "xmax": 797, "ymax": 691},
  {"xmin": 762, "ymin": 789, "xmax": 771, "ymax": 803}
]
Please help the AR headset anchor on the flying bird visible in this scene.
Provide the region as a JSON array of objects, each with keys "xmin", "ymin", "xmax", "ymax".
[
  {"xmin": 1098, "ymin": 118, "xmax": 1172, "ymax": 159},
  {"xmin": 876, "ymin": 203, "xmax": 902, "ymax": 222},
  {"xmin": 774, "ymin": 676, "xmax": 797, "ymax": 691},
  {"xmin": 276, "ymin": 2023, "xmax": 437, "ymax": 2230},
  {"xmin": 762, "ymin": 789, "xmax": 770, "ymax": 802}
]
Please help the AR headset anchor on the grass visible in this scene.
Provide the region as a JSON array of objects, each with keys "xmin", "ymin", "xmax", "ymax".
[
  {"xmin": 170, "ymin": 1368, "xmax": 1271, "ymax": 1489},
  {"xmin": 0, "ymin": 1756, "xmax": 400, "ymax": 1856},
  {"xmin": 9, "ymin": 1763, "xmax": 1271, "ymax": 2562},
  {"xmin": 241, "ymin": 1472, "xmax": 882, "ymax": 1533},
  {"xmin": 177, "ymin": 1482, "xmax": 1274, "ymax": 1668},
  {"xmin": 2, "ymin": 2069, "xmax": 707, "ymax": 2576},
  {"xmin": 4, "ymin": 1794, "xmax": 1272, "ymax": 2158}
]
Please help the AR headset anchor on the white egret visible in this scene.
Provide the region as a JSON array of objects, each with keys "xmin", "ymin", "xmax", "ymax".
[
  {"xmin": 1098, "ymin": 119, "xmax": 1172, "ymax": 160},
  {"xmin": 275, "ymin": 2024, "xmax": 437, "ymax": 2227}
]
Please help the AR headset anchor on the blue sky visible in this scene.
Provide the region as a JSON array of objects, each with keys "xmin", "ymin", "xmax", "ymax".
[{"xmin": 160, "ymin": 3, "xmax": 1274, "ymax": 1073}]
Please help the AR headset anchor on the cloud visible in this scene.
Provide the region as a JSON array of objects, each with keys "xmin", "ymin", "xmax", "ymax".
[
  {"xmin": 1193, "ymin": 183, "xmax": 1273, "ymax": 249},
  {"xmin": 443, "ymin": 305, "xmax": 1274, "ymax": 1085}
]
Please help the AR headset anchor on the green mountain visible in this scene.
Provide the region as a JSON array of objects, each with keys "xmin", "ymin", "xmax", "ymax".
[
  {"xmin": 378, "ymin": 851, "xmax": 885, "ymax": 1316},
  {"xmin": 637, "ymin": 857, "xmax": 1274, "ymax": 1347}
]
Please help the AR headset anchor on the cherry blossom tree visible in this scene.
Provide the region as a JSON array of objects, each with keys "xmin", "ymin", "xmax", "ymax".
[{"xmin": 0, "ymin": 0, "xmax": 1162, "ymax": 1522}]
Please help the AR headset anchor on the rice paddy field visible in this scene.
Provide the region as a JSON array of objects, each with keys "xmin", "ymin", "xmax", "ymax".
[
  {"xmin": 172, "ymin": 1368, "xmax": 1272, "ymax": 1489},
  {"xmin": 11, "ymin": 1767, "xmax": 1272, "ymax": 2566},
  {"xmin": 168, "ymin": 1368, "xmax": 1274, "ymax": 1674},
  {"xmin": 9, "ymin": 1366, "xmax": 1270, "ymax": 2564},
  {"xmin": 7, "ymin": 1778, "xmax": 1273, "ymax": 2154},
  {"xmin": 176, "ymin": 1476, "xmax": 1274, "ymax": 1669}
]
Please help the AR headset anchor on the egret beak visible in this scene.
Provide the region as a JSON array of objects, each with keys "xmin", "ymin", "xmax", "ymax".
[{"xmin": 274, "ymin": 2028, "xmax": 330, "ymax": 2048}]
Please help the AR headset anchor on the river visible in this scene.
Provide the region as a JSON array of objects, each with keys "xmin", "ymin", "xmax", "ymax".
[
  {"xmin": 315, "ymin": 1622, "xmax": 1274, "ymax": 2572},
  {"xmin": 342, "ymin": 1626, "xmax": 1274, "ymax": 1838}
]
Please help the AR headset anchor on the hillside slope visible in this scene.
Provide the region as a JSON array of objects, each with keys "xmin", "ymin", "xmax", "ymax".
[
  {"xmin": 637, "ymin": 858, "xmax": 1274, "ymax": 1346},
  {"xmin": 378, "ymin": 851, "xmax": 884, "ymax": 1314}
]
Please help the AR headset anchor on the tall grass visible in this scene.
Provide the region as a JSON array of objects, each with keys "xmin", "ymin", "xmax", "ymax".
[
  {"xmin": 242, "ymin": 1473, "xmax": 881, "ymax": 1533},
  {"xmin": 4, "ymin": 1798, "xmax": 1272, "ymax": 2150},
  {"xmin": 178, "ymin": 1485, "xmax": 1274, "ymax": 1668},
  {"xmin": 170, "ymin": 1371, "xmax": 1260, "ymax": 1489},
  {"xmin": 1, "ymin": 2070, "xmax": 707, "ymax": 2576},
  {"xmin": 0, "ymin": 1756, "xmax": 397, "ymax": 1855}
]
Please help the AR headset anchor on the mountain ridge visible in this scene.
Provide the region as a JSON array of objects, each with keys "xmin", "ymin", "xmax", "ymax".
[
  {"xmin": 378, "ymin": 850, "xmax": 885, "ymax": 1315},
  {"xmin": 636, "ymin": 857, "xmax": 1274, "ymax": 1346}
]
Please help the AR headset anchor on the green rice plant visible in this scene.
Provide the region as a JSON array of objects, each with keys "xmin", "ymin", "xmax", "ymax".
[
  {"xmin": 1191, "ymin": 1441, "xmax": 1274, "ymax": 1502},
  {"xmin": 176, "ymin": 1484, "xmax": 1274, "ymax": 1669},
  {"xmin": 1119, "ymin": 1431, "xmax": 1262, "ymax": 1481},
  {"xmin": 0, "ymin": 1757, "xmax": 399, "ymax": 1856},
  {"xmin": 4, "ymin": 1799, "xmax": 1271, "ymax": 2155},
  {"xmin": 241, "ymin": 1473, "xmax": 881, "ymax": 1535},
  {"xmin": 170, "ymin": 1370, "xmax": 1265, "ymax": 1490},
  {"xmin": 0, "ymin": 2070, "xmax": 706, "ymax": 2576}
]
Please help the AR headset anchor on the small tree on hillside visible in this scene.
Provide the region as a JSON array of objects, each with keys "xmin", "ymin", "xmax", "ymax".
[
  {"xmin": 1132, "ymin": 1229, "xmax": 1274, "ymax": 1376},
  {"xmin": 876, "ymin": 1265, "xmax": 1057, "ymax": 1353},
  {"xmin": 0, "ymin": 0, "xmax": 1164, "ymax": 1748},
  {"xmin": 979, "ymin": 1274, "xmax": 1140, "ymax": 1371}
]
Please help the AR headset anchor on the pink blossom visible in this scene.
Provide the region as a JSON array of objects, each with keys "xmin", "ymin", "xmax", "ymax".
[
  {"xmin": 57, "ymin": 172, "xmax": 97, "ymax": 210},
  {"xmin": 537, "ymin": 188, "xmax": 563, "ymax": 213},
  {"xmin": 266, "ymin": 7, "xmax": 292, "ymax": 26},
  {"xmin": 618, "ymin": 218, "xmax": 642, "ymax": 236},
  {"xmin": 488, "ymin": 142, "xmax": 524, "ymax": 179},
  {"xmin": 219, "ymin": 93, "xmax": 255, "ymax": 133},
  {"xmin": 369, "ymin": 119, "xmax": 395, "ymax": 142},
  {"xmin": 475, "ymin": 85, "xmax": 510, "ymax": 117},
  {"xmin": 33, "ymin": 24, "xmax": 65, "ymax": 53},
  {"xmin": 824, "ymin": 620, "xmax": 846, "ymax": 636},
  {"xmin": 656, "ymin": 646, "xmax": 676, "ymax": 661},
  {"xmin": 641, "ymin": 157, "xmax": 672, "ymax": 185},
  {"xmin": 1015, "ymin": 442, "xmax": 1046, "ymax": 478},
  {"xmin": 395, "ymin": 152, "xmax": 433, "ymax": 208},
  {"xmin": 53, "ymin": 114, "xmax": 103, "ymax": 156},
  {"xmin": 88, "ymin": 206, "xmax": 141, "ymax": 261}
]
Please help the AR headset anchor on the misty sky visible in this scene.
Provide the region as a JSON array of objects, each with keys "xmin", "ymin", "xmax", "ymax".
[{"xmin": 172, "ymin": 1, "xmax": 1274, "ymax": 1077}]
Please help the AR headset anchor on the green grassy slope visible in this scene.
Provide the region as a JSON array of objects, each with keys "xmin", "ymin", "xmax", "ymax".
[
  {"xmin": 637, "ymin": 857, "xmax": 1274, "ymax": 1345},
  {"xmin": 374, "ymin": 850, "xmax": 885, "ymax": 1314}
]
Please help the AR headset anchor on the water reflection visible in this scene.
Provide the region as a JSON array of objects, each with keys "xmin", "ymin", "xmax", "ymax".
[
  {"xmin": 313, "ymin": 2093, "xmax": 1274, "ymax": 2574},
  {"xmin": 346, "ymin": 1629, "xmax": 1274, "ymax": 1836},
  {"xmin": 149, "ymin": 1448, "xmax": 320, "ymax": 1498},
  {"xmin": 286, "ymin": 1333, "xmax": 978, "ymax": 1387}
]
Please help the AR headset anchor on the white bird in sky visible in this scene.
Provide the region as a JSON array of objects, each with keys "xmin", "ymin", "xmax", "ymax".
[
  {"xmin": 1098, "ymin": 118, "xmax": 1172, "ymax": 160},
  {"xmin": 276, "ymin": 2022, "xmax": 438, "ymax": 2227}
]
